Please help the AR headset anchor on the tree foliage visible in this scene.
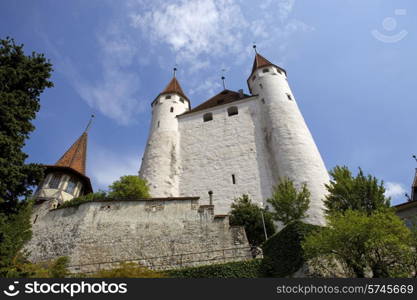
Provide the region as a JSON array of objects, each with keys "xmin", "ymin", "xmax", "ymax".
[
  {"xmin": 108, "ymin": 175, "xmax": 150, "ymax": 199},
  {"xmin": 267, "ymin": 178, "xmax": 310, "ymax": 226},
  {"xmin": 302, "ymin": 209, "xmax": 415, "ymax": 277},
  {"xmin": 92, "ymin": 262, "xmax": 165, "ymax": 278},
  {"xmin": 229, "ymin": 195, "xmax": 275, "ymax": 247},
  {"xmin": 324, "ymin": 166, "xmax": 390, "ymax": 215},
  {"xmin": 0, "ymin": 37, "xmax": 53, "ymax": 276}
]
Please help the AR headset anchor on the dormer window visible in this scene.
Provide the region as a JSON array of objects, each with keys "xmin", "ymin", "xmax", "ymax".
[
  {"xmin": 227, "ymin": 106, "xmax": 238, "ymax": 116},
  {"xmin": 65, "ymin": 177, "xmax": 77, "ymax": 194},
  {"xmin": 48, "ymin": 174, "xmax": 61, "ymax": 189},
  {"xmin": 165, "ymin": 95, "xmax": 171, "ymax": 99},
  {"xmin": 262, "ymin": 68, "xmax": 269, "ymax": 73},
  {"xmin": 203, "ymin": 113, "xmax": 213, "ymax": 122}
]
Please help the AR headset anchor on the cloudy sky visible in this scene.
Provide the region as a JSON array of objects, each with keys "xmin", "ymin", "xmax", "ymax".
[{"xmin": 1, "ymin": 0, "xmax": 416, "ymax": 205}]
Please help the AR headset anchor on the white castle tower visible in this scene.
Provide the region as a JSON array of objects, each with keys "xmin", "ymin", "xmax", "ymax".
[
  {"xmin": 139, "ymin": 74, "xmax": 190, "ymax": 197},
  {"xmin": 247, "ymin": 52, "xmax": 329, "ymax": 225}
]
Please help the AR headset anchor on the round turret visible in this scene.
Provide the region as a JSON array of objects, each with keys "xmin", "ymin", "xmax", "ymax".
[
  {"xmin": 139, "ymin": 76, "xmax": 190, "ymax": 197},
  {"xmin": 247, "ymin": 53, "xmax": 329, "ymax": 226}
]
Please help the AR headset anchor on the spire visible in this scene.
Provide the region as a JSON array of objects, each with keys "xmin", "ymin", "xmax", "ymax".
[
  {"xmin": 251, "ymin": 53, "xmax": 275, "ymax": 74},
  {"xmin": 160, "ymin": 76, "xmax": 189, "ymax": 100},
  {"xmin": 54, "ymin": 117, "xmax": 92, "ymax": 175}
]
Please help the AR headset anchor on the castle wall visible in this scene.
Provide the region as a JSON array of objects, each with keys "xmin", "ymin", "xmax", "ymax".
[
  {"xmin": 177, "ymin": 97, "xmax": 274, "ymax": 214},
  {"xmin": 26, "ymin": 198, "xmax": 251, "ymax": 273},
  {"xmin": 249, "ymin": 66, "xmax": 329, "ymax": 225},
  {"xmin": 139, "ymin": 93, "xmax": 189, "ymax": 197}
]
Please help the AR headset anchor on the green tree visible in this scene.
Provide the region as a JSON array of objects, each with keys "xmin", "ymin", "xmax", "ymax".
[
  {"xmin": 108, "ymin": 175, "xmax": 150, "ymax": 199},
  {"xmin": 324, "ymin": 166, "xmax": 390, "ymax": 215},
  {"xmin": 302, "ymin": 209, "xmax": 414, "ymax": 277},
  {"xmin": 0, "ymin": 37, "xmax": 53, "ymax": 276},
  {"xmin": 229, "ymin": 195, "xmax": 275, "ymax": 247},
  {"xmin": 267, "ymin": 178, "xmax": 310, "ymax": 226}
]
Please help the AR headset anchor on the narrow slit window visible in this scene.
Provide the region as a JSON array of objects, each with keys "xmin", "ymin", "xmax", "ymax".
[
  {"xmin": 286, "ymin": 93, "xmax": 292, "ymax": 101},
  {"xmin": 259, "ymin": 83, "xmax": 263, "ymax": 89},
  {"xmin": 203, "ymin": 113, "xmax": 213, "ymax": 122},
  {"xmin": 170, "ymin": 107, "xmax": 174, "ymax": 113},
  {"xmin": 261, "ymin": 98, "xmax": 265, "ymax": 104},
  {"xmin": 157, "ymin": 121, "xmax": 160, "ymax": 128},
  {"xmin": 227, "ymin": 106, "xmax": 238, "ymax": 116},
  {"xmin": 232, "ymin": 174, "xmax": 236, "ymax": 184}
]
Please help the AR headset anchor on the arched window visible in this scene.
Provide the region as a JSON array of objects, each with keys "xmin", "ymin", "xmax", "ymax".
[
  {"xmin": 227, "ymin": 106, "xmax": 238, "ymax": 116},
  {"xmin": 170, "ymin": 107, "xmax": 174, "ymax": 113},
  {"xmin": 48, "ymin": 174, "xmax": 61, "ymax": 189},
  {"xmin": 203, "ymin": 113, "xmax": 213, "ymax": 122}
]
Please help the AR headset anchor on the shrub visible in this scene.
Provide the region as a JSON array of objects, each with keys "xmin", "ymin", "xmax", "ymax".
[
  {"xmin": 57, "ymin": 191, "xmax": 107, "ymax": 209},
  {"xmin": 167, "ymin": 259, "xmax": 263, "ymax": 278},
  {"xmin": 108, "ymin": 176, "xmax": 150, "ymax": 199},
  {"xmin": 9, "ymin": 256, "xmax": 71, "ymax": 278},
  {"xmin": 262, "ymin": 221, "xmax": 321, "ymax": 277},
  {"xmin": 92, "ymin": 262, "xmax": 165, "ymax": 278},
  {"xmin": 229, "ymin": 195, "xmax": 275, "ymax": 246}
]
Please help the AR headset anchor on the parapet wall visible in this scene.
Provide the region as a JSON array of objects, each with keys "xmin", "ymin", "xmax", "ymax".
[{"xmin": 26, "ymin": 197, "xmax": 251, "ymax": 273}]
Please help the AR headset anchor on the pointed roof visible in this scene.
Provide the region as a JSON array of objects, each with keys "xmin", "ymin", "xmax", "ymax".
[
  {"xmin": 248, "ymin": 53, "xmax": 287, "ymax": 80},
  {"xmin": 55, "ymin": 132, "xmax": 88, "ymax": 175},
  {"xmin": 160, "ymin": 77, "xmax": 189, "ymax": 101},
  {"xmin": 179, "ymin": 89, "xmax": 252, "ymax": 116}
]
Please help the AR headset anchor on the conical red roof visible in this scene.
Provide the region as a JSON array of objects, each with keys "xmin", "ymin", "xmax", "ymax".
[
  {"xmin": 248, "ymin": 53, "xmax": 286, "ymax": 79},
  {"xmin": 160, "ymin": 77, "xmax": 189, "ymax": 100},
  {"xmin": 55, "ymin": 132, "xmax": 88, "ymax": 175}
]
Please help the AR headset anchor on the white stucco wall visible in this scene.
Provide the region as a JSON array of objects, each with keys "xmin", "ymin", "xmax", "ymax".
[
  {"xmin": 249, "ymin": 66, "xmax": 329, "ymax": 225},
  {"xmin": 177, "ymin": 97, "xmax": 274, "ymax": 214},
  {"xmin": 139, "ymin": 93, "xmax": 189, "ymax": 197}
]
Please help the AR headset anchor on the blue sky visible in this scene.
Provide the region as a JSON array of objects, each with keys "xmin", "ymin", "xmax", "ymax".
[{"xmin": 1, "ymin": 0, "xmax": 416, "ymax": 205}]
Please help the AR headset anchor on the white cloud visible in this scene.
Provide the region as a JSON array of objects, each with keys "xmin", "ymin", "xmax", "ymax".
[
  {"xmin": 89, "ymin": 145, "xmax": 141, "ymax": 190},
  {"xmin": 131, "ymin": 0, "xmax": 248, "ymax": 66},
  {"xmin": 384, "ymin": 182, "xmax": 406, "ymax": 199}
]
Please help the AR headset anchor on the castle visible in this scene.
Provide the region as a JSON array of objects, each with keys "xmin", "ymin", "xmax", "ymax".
[{"xmin": 26, "ymin": 52, "xmax": 330, "ymax": 273}]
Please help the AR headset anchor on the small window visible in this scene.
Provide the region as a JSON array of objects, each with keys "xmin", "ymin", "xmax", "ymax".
[
  {"xmin": 262, "ymin": 68, "xmax": 269, "ymax": 73},
  {"xmin": 170, "ymin": 107, "xmax": 174, "ymax": 113},
  {"xmin": 203, "ymin": 113, "xmax": 213, "ymax": 122},
  {"xmin": 165, "ymin": 95, "xmax": 171, "ymax": 99},
  {"xmin": 286, "ymin": 93, "xmax": 292, "ymax": 101},
  {"xmin": 232, "ymin": 174, "xmax": 236, "ymax": 184},
  {"xmin": 227, "ymin": 106, "xmax": 238, "ymax": 116},
  {"xmin": 65, "ymin": 177, "xmax": 77, "ymax": 194},
  {"xmin": 48, "ymin": 174, "xmax": 61, "ymax": 189},
  {"xmin": 252, "ymin": 75, "xmax": 256, "ymax": 81},
  {"xmin": 259, "ymin": 83, "xmax": 263, "ymax": 89},
  {"xmin": 157, "ymin": 121, "xmax": 160, "ymax": 128},
  {"xmin": 261, "ymin": 98, "xmax": 265, "ymax": 104},
  {"xmin": 277, "ymin": 68, "xmax": 282, "ymax": 75},
  {"xmin": 180, "ymin": 98, "xmax": 185, "ymax": 103}
]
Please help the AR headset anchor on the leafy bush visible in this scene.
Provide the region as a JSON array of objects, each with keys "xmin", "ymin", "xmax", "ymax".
[
  {"xmin": 57, "ymin": 191, "xmax": 107, "ymax": 209},
  {"xmin": 267, "ymin": 178, "xmax": 310, "ymax": 226},
  {"xmin": 6, "ymin": 256, "xmax": 70, "ymax": 278},
  {"xmin": 229, "ymin": 195, "xmax": 275, "ymax": 246},
  {"xmin": 167, "ymin": 259, "xmax": 263, "ymax": 278},
  {"xmin": 108, "ymin": 176, "xmax": 150, "ymax": 199},
  {"xmin": 92, "ymin": 262, "xmax": 165, "ymax": 278},
  {"xmin": 262, "ymin": 221, "xmax": 321, "ymax": 277}
]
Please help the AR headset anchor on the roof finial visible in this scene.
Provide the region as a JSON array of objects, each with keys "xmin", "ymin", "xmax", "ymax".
[
  {"xmin": 85, "ymin": 114, "xmax": 95, "ymax": 133},
  {"xmin": 253, "ymin": 42, "xmax": 258, "ymax": 54},
  {"xmin": 221, "ymin": 69, "xmax": 226, "ymax": 90},
  {"xmin": 413, "ymin": 155, "xmax": 417, "ymax": 163},
  {"xmin": 173, "ymin": 64, "xmax": 178, "ymax": 78}
]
